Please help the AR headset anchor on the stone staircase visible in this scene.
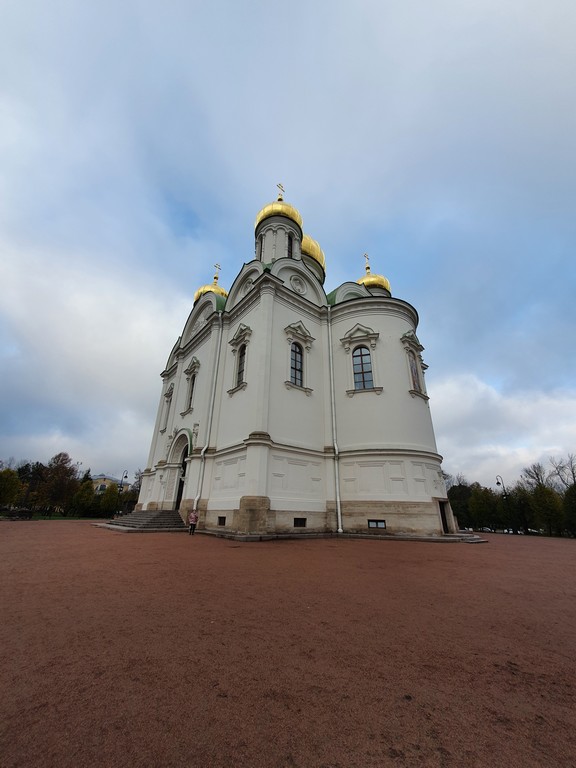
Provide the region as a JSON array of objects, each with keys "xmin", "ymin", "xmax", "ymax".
[
  {"xmin": 104, "ymin": 509, "xmax": 187, "ymax": 533},
  {"xmin": 445, "ymin": 532, "xmax": 488, "ymax": 544}
]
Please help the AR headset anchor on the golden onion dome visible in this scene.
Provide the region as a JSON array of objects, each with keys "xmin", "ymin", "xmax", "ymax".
[
  {"xmin": 301, "ymin": 233, "xmax": 326, "ymax": 271},
  {"xmin": 255, "ymin": 191, "xmax": 303, "ymax": 231},
  {"xmin": 357, "ymin": 258, "xmax": 391, "ymax": 293},
  {"xmin": 193, "ymin": 268, "xmax": 228, "ymax": 303}
]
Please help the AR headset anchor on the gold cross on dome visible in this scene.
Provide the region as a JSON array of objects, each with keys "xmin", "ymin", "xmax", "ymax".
[
  {"xmin": 277, "ymin": 183, "xmax": 285, "ymax": 200},
  {"xmin": 213, "ymin": 263, "xmax": 221, "ymax": 282},
  {"xmin": 364, "ymin": 253, "xmax": 371, "ymax": 273}
]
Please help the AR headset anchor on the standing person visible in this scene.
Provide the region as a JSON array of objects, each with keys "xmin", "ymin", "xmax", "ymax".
[{"xmin": 188, "ymin": 510, "xmax": 199, "ymax": 535}]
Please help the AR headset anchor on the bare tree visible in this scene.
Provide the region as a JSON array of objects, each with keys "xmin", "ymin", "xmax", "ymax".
[
  {"xmin": 520, "ymin": 462, "xmax": 551, "ymax": 490},
  {"xmin": 132, "ymin": 469, "xmax": 143, "ymax": 492},
  {"xmin": 443, "ymin": 471, "xmax": 468, "ymax": 491},
  {"xmin": 549, "ymin": 453, "xmax": 576, "ymax": 490}
]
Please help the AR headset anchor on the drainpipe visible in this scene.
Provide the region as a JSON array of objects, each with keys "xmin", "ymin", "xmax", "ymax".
[
  {"xmin": 193, "ymin": 311, "xmax": 223, "ymax": 514},
  {"xmin": 327, "ymin": 305, "xmax": 343, "ymax": 533}
]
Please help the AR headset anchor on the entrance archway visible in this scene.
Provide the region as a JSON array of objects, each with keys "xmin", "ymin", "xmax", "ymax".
[
  {"xmin": 175, "ymin": 445, "xmax": 188, "ymax": 512},
  {"xmin": 439, "ymin": 501, "xmax": 449, "ymax": 534}
]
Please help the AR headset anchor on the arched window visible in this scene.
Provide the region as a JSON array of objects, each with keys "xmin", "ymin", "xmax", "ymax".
[
  {"xmin": 352, "ymin": 345, "xmax": 373, "ymax": 390},
  {"xmin": 228, "ymin": 324, "xmax": 252, "ymax": 395},
  {"xmin": 175, "ymin": 445, "xmax": 188, "ymax": 512},
  {"xmin": 183, "ymin": 357, "xmax": 200, "ymax": 414},
  {"xmin": 290, "ymin": 342, "xmax": 303, "ymax": 387},
  {"xmin": 287, "ymin": 234, "xmax": 293, "ymax": 259},
  {"xmin": 400, "ymin": 330, "xmax": 428, "ymax": 399},
  {"xmin": 236, "ymin": 344, "xmax": 246, "ymax": 387}
]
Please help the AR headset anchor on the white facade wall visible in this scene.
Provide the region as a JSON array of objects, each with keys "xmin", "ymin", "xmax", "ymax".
[
  {"xmin": 137, "ymin": 207, "xmax": 455, "ymax": 537},
  {"xmin": 331, "ymin": 303, "xmax": 438, "ymax": 454}
]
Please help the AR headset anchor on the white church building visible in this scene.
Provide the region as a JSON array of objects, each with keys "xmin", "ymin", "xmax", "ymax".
[{"xmin": 136, "ymin": 191, "xmax": 456, "ymax": 538}]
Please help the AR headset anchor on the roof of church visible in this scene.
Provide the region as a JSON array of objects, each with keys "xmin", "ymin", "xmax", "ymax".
[
  {"xmin": 192, "ymin": 194, "xmax": 392, "ymax": 305},
  {"xmin": 193, "ymin": 269, "xmax": 229, "ymax": 304},
  {"xmin": 300, "ymin": 234, "xmax": 326, "ymax": 271},
  {"xmin": 254, "ymin": 193, "xmax": 303, "ymax": 231},
  {"xmin": 357, "ymin": 263, "xmax": 391, "ymax": 293}
]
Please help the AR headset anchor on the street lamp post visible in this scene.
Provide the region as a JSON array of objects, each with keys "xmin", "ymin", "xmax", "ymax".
[
  {"xmin": 495, "ymin": 475, "xmax": 508, "ymax": 498},
  {"xmin": 117, "ymin": 471, "xmax": 128, "ymax": 516},
  {"xmin": 496, "ymin": 475, "xmax": 510, "ymax": 532}
]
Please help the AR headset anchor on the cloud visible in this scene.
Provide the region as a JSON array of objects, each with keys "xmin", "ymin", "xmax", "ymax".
[
  {"xmin": 0, "ymin": 0, "xmax": 575, "ymax": 485},
  {"xmin": 430, "ymin": 374, "xmax": 576, "ymax": 486},
  {"xmin": 0, "ymin": 236, "xmax": 189, "ymax": 472}
]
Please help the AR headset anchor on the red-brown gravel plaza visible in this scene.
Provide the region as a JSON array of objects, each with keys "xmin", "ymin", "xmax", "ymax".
[{"xmin": 1, "ymin": 522, "xmax": 575, "ymax": 768}]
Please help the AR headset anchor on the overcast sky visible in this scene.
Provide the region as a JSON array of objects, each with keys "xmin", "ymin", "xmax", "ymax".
[{"xmin": 1, "ymin": 0, "xmax": 575, "ymax": 489}]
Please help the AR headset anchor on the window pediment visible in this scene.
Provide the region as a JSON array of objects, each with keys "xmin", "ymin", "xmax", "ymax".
[
  {"xmin": 400, "ymin": 330, "xmax": 424, "ymax": 353},
  {"xmin": 184, "ymin": 356, "xmax": 200, "ymax": 378},
  {"xmin": 284, "ymin": 321, "xmax": 314, "ymax": 351},
  {"xmin": 229, "ymin": 323, "xmax": 252, "ymax": 351},
  {"xmin": 340, "ymin": 323, "xmax": 379, "ymax": 353}
]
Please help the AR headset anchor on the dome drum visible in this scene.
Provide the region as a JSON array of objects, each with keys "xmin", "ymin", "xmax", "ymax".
[{"xmin": 254, "ymin": 193, "xmax": 326, "ymax": 281}]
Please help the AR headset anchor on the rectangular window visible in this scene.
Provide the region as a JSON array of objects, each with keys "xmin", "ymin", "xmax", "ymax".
[
  {"xmin": 218, "ymin": 516, "xmax": 226, "ymax": 527},
  {"xmin": 368, "ymin": 519, "xmax": 386, "ymax": 529},
  {"xmin": 293, "ymin": 517, "xmax": 307, "ymax": 528}
]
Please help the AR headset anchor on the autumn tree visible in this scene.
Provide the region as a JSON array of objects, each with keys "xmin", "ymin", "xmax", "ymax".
[
  {"xmin": 563, "ymin": 484, "xmax": 576, "ymax": 536},
  {"xmin": 447, "ymin": 479, "xmax": 472, "ymax": 528},
  {"xmin": 100, "ymin": 483, "xmax": 119, "ymax": 517},
  {"xmin": 72, "ymin": 478, "xmax": 97, "ymax": 517},
  {"xmin": 516, "ymin": 485, "xmax": 539, "ymax": 533},
  {"xmin": 41, "ymin": 453, "xmax": 81, "ymax": 514},
  {"xmin": 15, "ymin": 461, "xmax": 47, "ymax": 511},
  {"xmin": 533, "ymin": 485, "xmax": 564, "ymax": 536},
  {"xmin": 0, "ymin": 469, "xmax": 21, "ymax": 507},
  {"xmin": 468, "ymin": 483, "xmax": 498, "ymax": 530},
  {"xmin": 4, "ymin": 455, "xmax": 143, "ymax": 518}
]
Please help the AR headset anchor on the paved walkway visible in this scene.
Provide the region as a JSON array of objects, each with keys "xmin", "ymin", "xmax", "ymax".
[{"xmin": 1, "ymin": 522, "xmax": 574, "ymax": 767}]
